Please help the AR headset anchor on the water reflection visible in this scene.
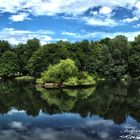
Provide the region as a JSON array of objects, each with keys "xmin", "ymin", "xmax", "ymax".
[
  {"xmin": 0, "ymin": 80, "xmax": 140, "ymax": 124},
  {"xmin": 0, "ymin": 80, "xmax": 140, "ymax": 140},
  {"xmin": 37, "ymin": 87, "xmax": 94, "ymax": 112},
  {"xmin": 0, "ymin": 111, "xmax": 119, "ymax": 140}
]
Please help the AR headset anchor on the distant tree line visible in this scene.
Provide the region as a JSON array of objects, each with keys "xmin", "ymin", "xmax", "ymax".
[{"xmin": 0, "ymin": 35, "xmax": 140, "ymax": 80}]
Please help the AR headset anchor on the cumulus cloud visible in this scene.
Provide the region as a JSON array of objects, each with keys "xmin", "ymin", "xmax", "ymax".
[
  {"xmin": 133, "ymin": 1, "xmax": 140, "ymax": 17},
  {"xmin": 0, "ymin": 0, "xmax": 95, "ymax": 16},
  {"xmin": 84, "ymin": 17, "xmax": 118, "ymax": 27},
  {"xmin": 9, "ymin": 12, "xmax": 30, "ymax": 22},
  {"xmin": 121, "ymin": 17, "xmax": 139, "ymax": 23},
  {"xmin": 0, "ymin": 28, "xmax": 54, "ymax": 44},
  {"xmin": 0, "ymin": 0, "xmax": 140, "ymax": 42},
  {"xmin": 0, "ymin": 0, "xmax": 139, "ymax": 27},
  {"xmin": 0, "ymin": 0, "xmax": 138, "ymax": 16},
  {"xmin": 99, "ymin": 6, "xmax": 112, "ymax": 15},
  {"xmin": 92, "ymin": 31, "xmax": 140, "ymax": 41},
  {"xmin": 62, "ymin": 31, "xmax": 79, "ymax": 37},
  {"xmin": 62, "ymin": 30, "xmax": 140, "ymax": 41}
]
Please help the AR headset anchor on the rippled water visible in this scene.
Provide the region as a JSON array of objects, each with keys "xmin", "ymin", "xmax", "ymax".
[{"xmin": 0, "ymin": 80, "xmax": 140, "ymax": 140}]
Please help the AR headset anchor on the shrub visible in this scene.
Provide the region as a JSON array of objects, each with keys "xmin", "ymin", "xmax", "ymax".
[
  {"xmin": 37, "ymin": 58, "xmax": 78, "ymax": 84},
  {"xmin": 37, "ymin": 59, "xmax": 95, "ymax": 86},
  {"xmin": 63, "ymin": 76, "xmax": 78, "ymax": 86}
]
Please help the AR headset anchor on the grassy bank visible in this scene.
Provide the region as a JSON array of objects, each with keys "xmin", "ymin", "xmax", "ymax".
[{"xmin": 15, "ymin": 76, "xmax": 35, "ymax": 81}]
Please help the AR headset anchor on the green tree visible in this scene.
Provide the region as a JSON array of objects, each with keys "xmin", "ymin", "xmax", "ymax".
[
  {"xmin": 0, "ymin": 51, "xmax": 19, "ymax": 77},
  {"xmin": 37, "ymin": 59, "xmax": 95, "ymax": 86},
  {"xmin": 98, "ymin": 45, "xmax": 114, "ymax": 78},
  {"xmin": 13, "ymin": 43, "xmax": 27, "ymax": 75},
  {"xmin": 108, "ymin": 35, "xmax": 130, "ymax": 79},
  {"xmin": 14, "ymin": 38, "xmax": 41, "ymax": 75},
  {"xmin": 37, "ymin": 58, "xmax": 78, "ymax": 84},
  {"xmin": 134, "ymin": 34, "xmax": 140, "ymax": 45},
  {"xmin": 68, "ymin": 40, "xmax": 101, "ymax": 74},
  {"xmin": 28, "ymin": 43, "xmax": 70, "ymax": 76},
  {"xmin": 128, "ymin": 45, "xmax": 140, "ymax": 80},
  {"xmin": 0, "ymin": 40, "xmax": 11, "ymax": 57},
  {"xmin": 99, "ymin": 37, "xmax": 111, "ymax": 46}
]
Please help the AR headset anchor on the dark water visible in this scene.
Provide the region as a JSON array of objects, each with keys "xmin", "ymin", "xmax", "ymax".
[{"xmin": 0, "ymin": 80, "xmax": 140, "ymax": 140}]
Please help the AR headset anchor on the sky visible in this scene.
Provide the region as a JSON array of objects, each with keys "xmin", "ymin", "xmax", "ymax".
[{"xmin": 1, "ymin": 0, "xmax": 140, "ymax": 44}]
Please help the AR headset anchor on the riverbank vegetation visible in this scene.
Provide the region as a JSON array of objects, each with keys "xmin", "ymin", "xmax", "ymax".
[
  {"xmin": 15, "ymin": 76, "xmax": 35, "ymax": 81},
  {"xmin": 37, "ymin": 58, "xmax": 95, "ymax": 87},
  {"xmin": 0, "ymin": 35, "xmax": 140, "ymax": 82}
]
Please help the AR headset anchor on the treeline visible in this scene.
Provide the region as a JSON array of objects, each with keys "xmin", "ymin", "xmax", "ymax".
[{"xmin": 0, "ymin": 35, "xmax": 140, "ymax": 80}]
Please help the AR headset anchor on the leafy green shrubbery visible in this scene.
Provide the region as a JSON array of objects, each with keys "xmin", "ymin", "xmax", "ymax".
[
  {"xmin": 37, "ymin": 59, "xmax": 95, "ymax": 86},
  {"xmin": 37, "ymin": 58, "xmax": 78, "ymax": 83},
  {"xmin": 63, "ymin": 72, "xmax": 95, "ymax": 86}
]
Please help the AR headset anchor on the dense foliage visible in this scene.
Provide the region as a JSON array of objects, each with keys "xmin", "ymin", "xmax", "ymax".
[
  {"xmin": 0, "ymin": 35, "xmax": 140, "ymax": 80},
  {"xmin": 37, "ymin": 58, "xmax": 95, "ymax": 86},
  {"xmin": 0, "ymin": 51, "xmax": 19, "ymax": 77}
]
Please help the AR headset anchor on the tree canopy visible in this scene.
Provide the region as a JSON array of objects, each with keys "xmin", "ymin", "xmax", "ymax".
[
  {"xmin": 0, "ymin": 51, "xmax": 19, "ymax": 77},
  {"xmin": 0, "ymin": 35, "xmax": 139, "ymax": 81},
  {"xmin": 37, "ymin": 58, "xmax": 95, "ymax": 86}
]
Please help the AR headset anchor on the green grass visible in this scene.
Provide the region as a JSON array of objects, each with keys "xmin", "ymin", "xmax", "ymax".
[{"xmin": 15, "ymin": 76, "xmax": 35, "ymax": 81}]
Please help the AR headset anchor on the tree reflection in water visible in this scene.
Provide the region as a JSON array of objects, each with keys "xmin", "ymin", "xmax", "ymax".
[{"xmin": 0, "ymin": 80, "xmax": 140, "ymax": 124}]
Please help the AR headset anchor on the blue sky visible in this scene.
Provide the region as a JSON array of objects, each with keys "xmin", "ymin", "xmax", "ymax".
[{"xmin": 1, "ymin": 0, "xmax": 140, "ymax": 44}]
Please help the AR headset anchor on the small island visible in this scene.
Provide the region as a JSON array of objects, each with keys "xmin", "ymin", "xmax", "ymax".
[{"xmin": 36, "ymin": 58, "xmax": 96, "ymax": 88}]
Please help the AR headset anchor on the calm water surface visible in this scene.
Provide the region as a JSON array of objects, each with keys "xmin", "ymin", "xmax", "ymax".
[{"xmin": 0, "ymin": 80, "xmax": 140, "ymax": 140}]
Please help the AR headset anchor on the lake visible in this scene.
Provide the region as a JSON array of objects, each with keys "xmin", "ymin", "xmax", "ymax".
[{"xmin": 0, "ymin": 80, "xmax": 140, "ymax": 140}]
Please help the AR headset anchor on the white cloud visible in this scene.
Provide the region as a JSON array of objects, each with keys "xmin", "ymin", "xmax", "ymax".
[
  {"xmin": 121, "ymin": 17, "xmax": 139, "ymax": 23},
  {"xmin": 9, "ymin": 13, "xmax": 30, "ymax": 22},
  {"xmin": 83, "ymin": 17, "xmax": 118, "ymax": 27},
  {"xmin": 135, "ymin": 1, "xmax": 140, "ymax": 9},
  {"xmin": 105, "ymin": 31, "xmax": 140, "ymax": 41},
  {"xmin": 133, "ymin": 1, "xmax": 140, "ymax": 17},
  {"xmin": 0, "ymin": 0, "xmax": 95, "ymax": 16},
  {"xmin": 0, "ymin": 0, "xmax": 139, "ymax": 27},
  {"xmin": 0, "ymin": 28, "xmax": 54, "ymax": 44},
  {"xmin": 62, "ymin": 31, "xmax": 78, "ymax": 37},
  {"xmin": 61, "ymin": 30, "xmax": 140, "ymax": 41},
  {"xmin": 0, "ymin": 0, "xmax": 138, "ymax": 16},
  {"xmin": 99, "ymin": 6, "xmax": 112, "ymax": 15}
]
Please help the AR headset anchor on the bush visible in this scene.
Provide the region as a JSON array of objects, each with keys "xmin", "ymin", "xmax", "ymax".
[
  {"xmin": 63, "ymin": 72, "xmax": 95, "ymax": 86},
  {"xmin": 37, "ymin": 59, "xmax": 95, "ymax": 87},
  {"xmin": 63, "ymin": 76, "xmax": 78, "ymax": 86},
  {"xmin": 37, "ymin": 58, "xmax": 78, "ymax": 84},
  {"xmin": 78, "ymin": 72, "xmax": 95, "ymax": 85}
]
